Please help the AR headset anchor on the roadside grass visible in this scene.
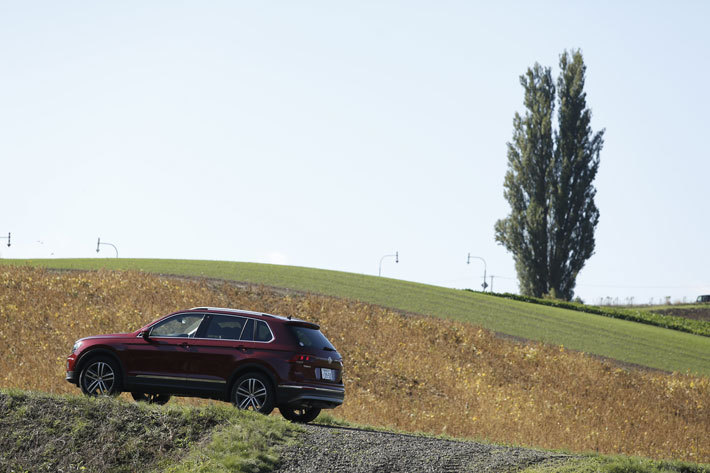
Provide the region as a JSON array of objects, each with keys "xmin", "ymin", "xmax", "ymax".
[
  {"xmin": 523, "ymin": 455, "xmax": 710, "ymax": 473},
  {"xmin": 3, "ymin": 258, "xmax": 710, "ymax": 376},
  {"xmin": 0, "ymin": 388, "xmax": 298, "ymax": 473},
  {"xmin": 162, "ymin": 407, "xmax": 300, "ymax": 473},
  {"xmin": 1, "ymin": 267, "xmax": 707, "ymax": 462},
  {"xmin": 314, "ymin": 412, "xmax": 357, "ymax": 429}
]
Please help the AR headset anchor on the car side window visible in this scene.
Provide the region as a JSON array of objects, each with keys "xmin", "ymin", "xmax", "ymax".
[
  {"xmin": 255, "ymin": 320, "xmax": 272, "ymax": 342},
  {"xmin": 204, "ymin": 315, "xmax": 245, "ymax": 340},
  {"xmin": 150, "ymin": 314, "xmax": 204, "ymax": 338}
]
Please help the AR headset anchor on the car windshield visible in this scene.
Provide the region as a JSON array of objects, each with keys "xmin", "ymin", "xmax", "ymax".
[{"xmin": 289, "ymin": 325, "xmax": 336, "ymax": 351}]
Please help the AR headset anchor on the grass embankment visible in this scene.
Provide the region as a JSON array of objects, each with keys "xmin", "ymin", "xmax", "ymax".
[
  {"xmin": 0, "ymin": 388, "xmax": 297, "ymax": 473},
  {"xmin": 3, "ymin": 258, "xmax": 710, "ymax": 376},
  {"xmin": 1, "ymin": 267, "xmax": 707, "ymax": 462},
  {"xmin": 523, "ymin": 456, "xmax": 710, "ymax": 473}
]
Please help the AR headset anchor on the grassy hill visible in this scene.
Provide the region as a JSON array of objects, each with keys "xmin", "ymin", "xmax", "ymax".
[
  {"xmin": 3, "ymin": 258, "xmax": 709, "ymax": 376},
  {"xmin": 3, "ymin": 389, "xmax": 705, "ymax": 473},
  {"xmin": 0, "ymin": 266, "xmax": 707, "ymax": 462},
  {"xmin": 0, "ymin": 389, "xmax": 296, "ymax": 473},
  {"xmin": 485, "ymin": 292, "xmax": 710, "ymax": 336}
]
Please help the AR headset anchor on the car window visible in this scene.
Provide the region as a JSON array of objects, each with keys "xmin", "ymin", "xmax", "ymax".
[
  {"xmin": 254, "ymin": 320, "xmax": 273, "ymax": 342},
  {"xmin": 204, "ymin": 315, "xmax": 245, "ymax": 340},
  {"xmin": 150, "ymin": 314, "xmax": 204, "ymax": 338},
  {"xmin": 289, "ymin": 326, "xmax": 335, "ymax": 350}
]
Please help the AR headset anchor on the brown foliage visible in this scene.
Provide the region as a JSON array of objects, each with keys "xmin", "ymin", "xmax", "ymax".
[{"xmin": 0, "ymin": 267, "xmax": 707, "ymax": 462}]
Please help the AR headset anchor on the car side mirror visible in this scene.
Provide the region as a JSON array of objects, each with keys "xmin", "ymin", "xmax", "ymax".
[{"xmin": 140, "ymin": 330, "xmax": 150, "ymax": 340}]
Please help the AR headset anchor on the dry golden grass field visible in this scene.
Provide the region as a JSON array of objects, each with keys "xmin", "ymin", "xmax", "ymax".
[{"xmin": 0, "ymin": 267, "xmax": 707, "ymax": 462}]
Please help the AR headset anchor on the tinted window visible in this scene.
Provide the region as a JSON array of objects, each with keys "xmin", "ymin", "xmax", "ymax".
[
  {"xmin": 240, "ymin": 319, "xmax": 254, "ymax": 341},
  {"xmin": 204, "ymin": 315, "xmax": 245, "ymax": 340},
  {"xmin": 150, "ymin": 314, "xmax": 204, "ymax": 338},
  {"xmin": 255, "ymin": 320, "xmax": 272, "ymax": 342},
  {"xmin": 289, "ymin": 326, "xmax": 335, "ymax": 350}
]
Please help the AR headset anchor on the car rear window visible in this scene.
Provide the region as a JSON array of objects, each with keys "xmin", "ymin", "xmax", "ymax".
[{"xmin": 289, "ymin": 325, "xmax": 335, "ymax": 350}]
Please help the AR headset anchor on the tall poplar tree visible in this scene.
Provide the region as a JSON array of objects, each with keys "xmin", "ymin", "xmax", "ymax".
[{"xmin": 495, "ymin": 50, "xmax": 603, "ymax": 300}]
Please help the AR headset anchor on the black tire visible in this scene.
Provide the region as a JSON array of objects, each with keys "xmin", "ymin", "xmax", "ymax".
[
  {"xmin": 279, "ymin": 406, "xmax": 321, "ymax": 423},
  {"xmin": 231, "ymin": 373, "xmax": 275, "ymax": 415},
  {"xmin": 79, "ymin": 357, "xmax": 122, "ymax": 396},
  {"xmin": 131, "ymin": 392, "xmax": 171, "ymax": 405}
]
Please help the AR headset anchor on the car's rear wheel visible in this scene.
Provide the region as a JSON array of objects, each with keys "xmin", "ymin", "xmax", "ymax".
[
  {"xmin": 79, "ymin": 357, "xmax": 121, "ymax": 396},
  {"xmin": 231, "ymin": 373, "xmax": 275, "ymax": 415},
  {"xmin": 279, "ymin": 406, "xmax": 321, "ymax": 423},
  {"xmin": 131, "ymin": 392, "xmax": 171, "ymax": 405}
]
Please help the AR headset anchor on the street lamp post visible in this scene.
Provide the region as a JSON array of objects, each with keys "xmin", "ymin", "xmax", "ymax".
[
  {"xmin": 96, "ymin": 237, "xmax": 119, "ymax": 258},
  {"xmin": 467, "ymin": 253, "xmax": 488, "ymax": 291},
  {"xmin": 379, "ymin": 251, "xmax": 399, "ymax": 277}
]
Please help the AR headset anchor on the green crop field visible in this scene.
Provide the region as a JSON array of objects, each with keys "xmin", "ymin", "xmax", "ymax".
[{"xmin": 3, "ymin": 258, "xmax": 710, "ymax": 376}]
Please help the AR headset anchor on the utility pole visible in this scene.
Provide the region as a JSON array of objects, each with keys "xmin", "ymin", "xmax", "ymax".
[{"xmin": 0, "ymin": 232, "xmax": 9, "ymax": 247}]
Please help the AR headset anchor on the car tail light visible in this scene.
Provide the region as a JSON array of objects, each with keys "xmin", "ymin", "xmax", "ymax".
[{"xmin": 290, "ymin": 354, "xmax": 311, "ymax": 363}]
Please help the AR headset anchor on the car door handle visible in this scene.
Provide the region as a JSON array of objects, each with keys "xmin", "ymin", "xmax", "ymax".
[
  {"xmin": 180, "ymin": 342, "xmax": 189, "ymax": 349},
  {"xmin": 236, "ymin": 345, "xmax": 247, "ymax": 351}
]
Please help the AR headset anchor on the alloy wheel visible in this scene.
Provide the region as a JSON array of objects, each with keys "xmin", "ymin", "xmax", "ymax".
[
  {"xmin": 83, "ymin": 361, "xmax": 115, "ymax": 395},
  {"xmin": 236, "ymin": 377, "xmax": 268, "ymax": 411}
]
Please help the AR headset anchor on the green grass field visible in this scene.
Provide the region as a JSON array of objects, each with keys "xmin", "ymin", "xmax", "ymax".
[
  {"xmin": 486, "ymin": 292, "xmax": 710, "ymax": 336},
  {"xmin": 3, "ymin": 258, "xmax": 710, "ymax": 376}
]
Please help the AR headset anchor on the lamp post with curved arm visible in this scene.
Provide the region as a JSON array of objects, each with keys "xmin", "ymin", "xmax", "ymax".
[
  {"xmin": 96, "ymin": 237, "xmax": 119, "ymax": 258},
  {"xmin": 379, "ymin": 251, "xmax": 399, "ymax": 277},
  {"xmin": 467, "ymin": 253, "xmax": 488, "ymax": 291}
]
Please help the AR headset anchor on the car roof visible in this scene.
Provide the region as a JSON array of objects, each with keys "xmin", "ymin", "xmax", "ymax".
[{"xmin": 189, "ymin": 307, "xmax": 314, "ymax": 325}]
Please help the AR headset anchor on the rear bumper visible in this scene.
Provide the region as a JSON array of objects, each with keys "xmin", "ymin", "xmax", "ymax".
[{"xmin": 276, "ymin": 383, "xmax": 345, "ymax": 409}]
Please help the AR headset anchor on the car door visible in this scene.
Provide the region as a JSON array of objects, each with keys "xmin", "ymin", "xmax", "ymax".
[
  {"xmin": 122, "ymin": 312, "xmax": 207, "ymax": 391},
  {"xmin": 184, "ymin": 314, "xmax": 253, "ymax": 383}
]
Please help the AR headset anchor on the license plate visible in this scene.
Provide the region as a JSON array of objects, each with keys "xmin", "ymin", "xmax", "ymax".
[{"xmin": 321, "ymin": 368, "xmax": 335, "ymax": 381}]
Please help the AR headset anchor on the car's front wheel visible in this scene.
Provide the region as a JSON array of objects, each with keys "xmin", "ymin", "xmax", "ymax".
[
  {"xmin": 231, "ymin": 373, "xmax": 275, "ymax": 415},
  {"xmin": 79, "ymin": 357, "xmax": 121, "ymax": 396},
  {"xmin": 131, "ymin": 392, "xmax": 171, "ymax": 405},
  {"xmin": 279, "ymin": 406, "xmax": 321, "ymax": 423}
]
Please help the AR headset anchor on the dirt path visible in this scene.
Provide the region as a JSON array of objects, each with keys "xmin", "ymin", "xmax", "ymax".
[{"xmin": 274, "ymin": 424, "xmax": 572, "ymax": 473}]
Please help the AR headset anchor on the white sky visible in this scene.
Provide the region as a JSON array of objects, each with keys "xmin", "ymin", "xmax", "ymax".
[{"xmin": 2, "ymin": 1, "xmax": 709, "ymax": 304}]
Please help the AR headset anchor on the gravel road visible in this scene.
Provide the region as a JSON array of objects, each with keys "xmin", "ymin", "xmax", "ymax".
[{"xmin": 274, "ymin": 424, "xmax": 572, "ymax": 473}]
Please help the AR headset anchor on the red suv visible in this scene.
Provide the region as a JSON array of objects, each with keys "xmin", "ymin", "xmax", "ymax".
[{"xmin": 66, "ymin": 307, "xmax": 344, "ymax": 423}]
